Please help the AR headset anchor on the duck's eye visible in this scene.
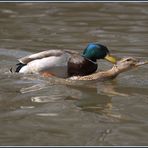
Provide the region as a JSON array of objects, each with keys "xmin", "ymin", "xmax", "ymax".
[{"xmin": 126, "ymin": 58, "xmax": 132, "ymax": 62}]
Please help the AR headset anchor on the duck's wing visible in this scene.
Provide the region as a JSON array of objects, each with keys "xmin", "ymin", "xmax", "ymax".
[
  {"xmin": 64, "ymin": 49, "xmax": 79, "ymax": 55},
  {"xmin": 18, "ymin": 49, "xmax": 64, "ymax": 64}
]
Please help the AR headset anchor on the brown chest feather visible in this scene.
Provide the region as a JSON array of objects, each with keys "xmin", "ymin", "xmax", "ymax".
[{"xmin": 67, "ymin": 55, "xmax": 98, "ymax": 77}]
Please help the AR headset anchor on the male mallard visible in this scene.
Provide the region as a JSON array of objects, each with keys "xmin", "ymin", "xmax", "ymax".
[{"xmin": 10, "ymin": 43, "xmax": 117, "ymax": 78}]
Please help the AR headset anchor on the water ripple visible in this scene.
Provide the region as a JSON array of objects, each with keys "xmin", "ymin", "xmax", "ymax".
[
  {"xmin": 20, "ymin": 84, "xmax": 48, "ymax": 94},
  {"xmin": 31, "ymin": 95, "xmax": 62, "ymax": 103}
]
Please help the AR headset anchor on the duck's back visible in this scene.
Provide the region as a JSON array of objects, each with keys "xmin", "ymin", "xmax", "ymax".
[{"xmin": 19, "ymin": 50, "xmax": 65, "ymax": 64}]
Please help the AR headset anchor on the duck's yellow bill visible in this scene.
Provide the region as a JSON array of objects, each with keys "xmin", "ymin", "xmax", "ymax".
[{"xmin": 105, "ymin": 54, "xmax": 117, "ymax": 64}]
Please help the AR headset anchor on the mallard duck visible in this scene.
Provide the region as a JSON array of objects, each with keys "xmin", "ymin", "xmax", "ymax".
[
  {"xmin": 69, "ymin": 57, "xmax": 148, "ymax": 81},
  {"xmin": 10, "ymin": 43, "xmax": 117, "ymax": 78}
]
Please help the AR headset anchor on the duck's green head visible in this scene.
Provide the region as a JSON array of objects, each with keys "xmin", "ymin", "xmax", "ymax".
[{"xmin": 82, "ymin": 43, "xmax": 117, "ymax": 63}]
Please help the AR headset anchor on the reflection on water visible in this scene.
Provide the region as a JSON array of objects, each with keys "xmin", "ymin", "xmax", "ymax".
[
  {"xmin": 20, "ymin": 84, "xmax": 48, "ymax": 93},
  {"xmin": 0, "ymin": 2, "xmax": 148, "ymax": 146}
]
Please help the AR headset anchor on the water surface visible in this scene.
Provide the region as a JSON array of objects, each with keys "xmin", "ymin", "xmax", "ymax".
[{"xmin": 0, "ymin": 2, "xmax": 148, "ymax": 146}]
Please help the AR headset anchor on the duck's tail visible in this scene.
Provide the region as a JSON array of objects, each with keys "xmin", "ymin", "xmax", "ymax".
[{"xmin": 10, "ymin": 63, "xmax": 27, "ymax": 73}]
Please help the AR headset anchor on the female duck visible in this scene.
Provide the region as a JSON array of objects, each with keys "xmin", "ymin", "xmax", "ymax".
[{"xmin": 10, "ymin": 43, "xmax": 117, "ymax": 78}]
